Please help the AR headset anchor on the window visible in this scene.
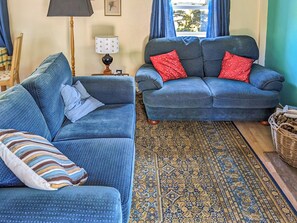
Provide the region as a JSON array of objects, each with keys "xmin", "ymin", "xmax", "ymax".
[{"xmin": 172, "ymin": 0, "xmax": 208, "ymax": 37}]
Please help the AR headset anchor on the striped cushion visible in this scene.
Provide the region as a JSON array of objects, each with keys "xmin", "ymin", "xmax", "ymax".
[{"xmin": 0, "ymin": 129, "xmax": 88, "ymax": 190}]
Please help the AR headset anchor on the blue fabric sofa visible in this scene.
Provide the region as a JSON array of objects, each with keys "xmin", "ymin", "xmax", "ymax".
[
  {"xmin": 136, "ymin": 36, "xmax": 284, "ymax": 122},
  {"xmin": 0, "ymin": 53, "xmax": 135, "ymax": 223}
]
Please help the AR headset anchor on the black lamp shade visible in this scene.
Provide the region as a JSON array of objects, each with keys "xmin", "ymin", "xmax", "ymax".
[{"xmin": 47, "ymin": 0, "xmax": 94, "ymax": 17}]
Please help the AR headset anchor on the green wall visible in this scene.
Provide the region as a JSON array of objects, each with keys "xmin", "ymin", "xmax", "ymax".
[{"xmin": 266, "ymin": 0, "xmax": 297, "ymax": 106}]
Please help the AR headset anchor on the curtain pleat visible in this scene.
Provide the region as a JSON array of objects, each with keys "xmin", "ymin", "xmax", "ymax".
[
  {"xmin": 206, "ymin": 0, "xmax": 230, "ymax": 38},
  {"xmin": 0, "ymin": 0, "xmax": 13, "ymax": 55},
  {"xmin": 149, "ymin": 0, "xmax": 176, "ymax": 40}
]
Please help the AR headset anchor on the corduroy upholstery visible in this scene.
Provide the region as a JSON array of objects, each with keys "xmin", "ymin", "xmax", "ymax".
[
  {"xmin": 0, "ymin": 85, "xmax": 51, "ymax": 187},
  {"xmin": 144, "ymin": 36, "xmax": 204, "ymax": 77},
  {"xmin": 136, "ymin": 35, "xmax": 284, "ymax": 121},
  {"xmin": 0, "ymin": 53, "xmax": 135, "ymax": 223},
  {"xmin": 0, "ymin": 186, "xmax": 122, "ymax": 222},
  {"xmin": 201, "ymin": 35, "xmax": 259, "ymax": 77},
  {"xmin": 203, "ymin": 77, "xmax": 280, "ymax": 108},
  {"xmin": 135, "ymin": 64, "xmax": 164, "ymax": 91},
  {"xmin": 0, "ymin": 85, "xmax": 51, "ymax": 140},
  {"xmin": 249, "ymin": 64, "xmax": 285, "ymax": 91},
  {"xmin": 143, "ymin": 77, "xmax": 212, "ymax": 108},
  {"xmin": 54, "ymin": 104, "xmax": 135, "ymax": 141},
  {"xmin": 74, "ymin": 76, "xmax": 135, "ymax": 105},
  {"xmin": 53, "ymin": 138, "xmax": 135, "ymax": 223},
  {"xmin": 22, "ymin": 53, "xmax": 72, "ymax": 139}
]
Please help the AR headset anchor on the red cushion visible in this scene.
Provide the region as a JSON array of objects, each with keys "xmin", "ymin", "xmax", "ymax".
[
  {"xmin": 150, "ymin": 50, "xmax": 187, "ymax": 82},
  {"xmin": 218, "ymin": 51, "xmax": 254, "ymax": 83}
]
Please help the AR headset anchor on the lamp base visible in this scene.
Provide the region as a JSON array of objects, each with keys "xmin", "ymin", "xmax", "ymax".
[
  {"xmin": 102, "ymin": 54, "xmax": 113, "ymax": 75},
  {"xmin": 103, "ymin": 65, "xmax": 112, "ymax": 75}
]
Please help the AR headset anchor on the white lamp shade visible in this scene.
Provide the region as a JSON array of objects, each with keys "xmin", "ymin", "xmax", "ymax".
[{"xmin": 95, "ymin": 36, "xmax": 119, "ymax": 54}]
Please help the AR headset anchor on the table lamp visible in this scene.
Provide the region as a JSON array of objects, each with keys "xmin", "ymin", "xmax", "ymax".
[
  {"xmin": 47, "ymin": 0, "xmax": 94, "ymax": 76},
  {"xmin": 95, "ymin": 36, "xmax": 119, "ymax": 75}
]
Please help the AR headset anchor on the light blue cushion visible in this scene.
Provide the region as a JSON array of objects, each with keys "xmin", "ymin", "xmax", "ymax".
[
  {"xmin": 204, "ymin": 77, "xmax": 280, "ymax": 108},
  {"xmin": 0, "ymin": 85, "xmax": 51, "ymax": 187},
  {"xmin": 0, "ymin": 186, "xmax": 122, "ymax": 223},
  {"xmin": 61, "ymin": 81, "xmax": 104, "ymax": 123},
  {"xmin": 22, "ymin": 53, "xmax": 72, "ymax": 139},
  {"xmin": 53, "ymin": 138, "xmax": 135, "ymax": 223},
  {"xmin": 73, "ymin": 80, "xmax": 91, "ymax": 99},
  {"xmin": 54, "ymin": 104, "xmax": 135, "ymax": 141},
  {"xmin": 143, "ymin": 77, "xmax": 213, "ymax": 108}
]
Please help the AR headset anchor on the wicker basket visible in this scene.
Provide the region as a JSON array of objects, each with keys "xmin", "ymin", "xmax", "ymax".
[{"xmin": 268, "ymin": 112, "xmax": 297, "ymax": 168}]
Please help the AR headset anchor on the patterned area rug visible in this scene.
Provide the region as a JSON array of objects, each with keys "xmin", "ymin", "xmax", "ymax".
[{"xmin": 130, "ymin": 96, "xmax": 297, "ymax": 222}]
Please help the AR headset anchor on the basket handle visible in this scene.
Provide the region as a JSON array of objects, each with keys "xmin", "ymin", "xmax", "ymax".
[{"xmin": 276, "ymin": 122, "xmax": 297, "ymax": 132}]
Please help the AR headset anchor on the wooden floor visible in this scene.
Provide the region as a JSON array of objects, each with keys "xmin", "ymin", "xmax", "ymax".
[{"xmin": 235, "ymin": 121, "xmax": 297, "ymax": 210}]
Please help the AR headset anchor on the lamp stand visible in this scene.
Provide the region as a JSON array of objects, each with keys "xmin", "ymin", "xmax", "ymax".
[
  {"xmin": 70, "ymin": 16, "xmax": 75, "ymax": 76},
  {"xmin": 102, "ymin": 54, "xmax": 113, "ymax": 75}
]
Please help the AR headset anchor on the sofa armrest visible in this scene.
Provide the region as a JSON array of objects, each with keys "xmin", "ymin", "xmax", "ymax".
[
  {"xmin": 0, "ymin": 186, "xmax": 122, "ymax": 223},
  {"xmin": 249, "ymin": 64, "xmax": 285, "ymax": 91},
  {"xmin": 135, "ymin": 64, "xmax": 163, "ymax": 91},
  {"xmin": 74, "ymin": 76, "xmax": 135, "ymax": 104}
]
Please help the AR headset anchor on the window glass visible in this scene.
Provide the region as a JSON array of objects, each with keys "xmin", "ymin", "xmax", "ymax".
[{"xmin": 172, "ymin": 0, "xmax": 208, "ymax": 37}]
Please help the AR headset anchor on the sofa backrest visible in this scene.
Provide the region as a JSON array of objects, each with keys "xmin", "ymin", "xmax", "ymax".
[
  {"xmin": 145, "ymin": 37, "xmax": 204, "ymax": 77},
  {"xmin": 201, "ymin": 35, "xmax": 259, "ymax": 77},
  {"xmin": 22, "ymin": 53, "xmax": 72, "ymax": 139},
  {"xmin": 0, "ymin": 85, "xmax": 51, "ymax": 141}
]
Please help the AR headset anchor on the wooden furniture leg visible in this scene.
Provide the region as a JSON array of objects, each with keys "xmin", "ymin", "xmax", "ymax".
[
  {"xmin": 260, "ymin": 121, "xmax": 269, "ymax": 126},
  {"xmin": 1, "ymin": 86, "xmax": 7, "ymax": 91},
  {"xmin": 148, "ymin": 119, "xmax": 160, "ymax": 125}
]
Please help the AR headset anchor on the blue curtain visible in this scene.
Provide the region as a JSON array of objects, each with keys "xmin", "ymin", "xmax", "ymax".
[
  {"xmin": 149, "ymin": 0, "xmax": 176, "ymax": 40},
  {"xmin": 206, "ymin": 0, "xmax": 230, "ymax": 38},
  {"xmin": 0, "ymin": 0, "xmax": 12, "ymax": 55}
]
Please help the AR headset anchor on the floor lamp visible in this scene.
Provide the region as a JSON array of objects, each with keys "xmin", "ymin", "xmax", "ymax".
[{"xmin": 47, "ymin": 0, "xmax": 93, "ymax": 76}]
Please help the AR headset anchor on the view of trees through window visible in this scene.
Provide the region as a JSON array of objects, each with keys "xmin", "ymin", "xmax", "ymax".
[{"xmin": 172, "ymin": 0, "xmax": 208, "ymax": 36}]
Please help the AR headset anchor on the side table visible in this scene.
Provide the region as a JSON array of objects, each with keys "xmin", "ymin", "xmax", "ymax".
[{"xmin": 92, "ymin": 73, "xmax": 129, "ymax": 76}]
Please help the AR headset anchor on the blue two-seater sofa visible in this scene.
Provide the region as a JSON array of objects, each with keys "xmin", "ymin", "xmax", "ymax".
[
  {"xmin": 136, "ymin": 36, "xmax": 284, "ymax": 123},
  {"xmin": 0, "ymin": 53, "xmax": 135, "ymax": 223}
]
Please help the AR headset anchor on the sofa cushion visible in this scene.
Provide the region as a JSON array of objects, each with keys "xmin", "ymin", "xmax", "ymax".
[
  {"xmin": 204, "ymin": 77, "xmax": 280, "ymax": 108},
  {"xmin": 53, "ymin": 138, "xmax": 135, "ymax": 223},
  {"xmin": 54, "ymin": 104, "xmax": 135, "ymax": 141},
  {"xmin": 201, "ymin": 36, "xmax": 259, "ymax": 77},
  {"xmin": 143, "ymin": 77, "xmax": 212, "ymax": 108},
  {"xmin": 0, "ymin": 85, "xmax": 51, "ymax": 187},
  {"xmin": 22, "ymin": 53, "xmax": 72, "ymax": 139},
  {"xmin": 0, "ymin": 85, "xmax": 51, "ymax": 140},
  {"xmin": 150, "ymin": 50, "xmax": 187, "ymax": 82},
  {"xmin": 145, "ymin": 37, "xmax": 204, "ymax": 77},
  {"xmin": 0, "ymin": 129, "xmax": 88, "ymax": 190},
  {"xmin": 218, "ymin": 51, "xmax": 254, "ymax": 83}
]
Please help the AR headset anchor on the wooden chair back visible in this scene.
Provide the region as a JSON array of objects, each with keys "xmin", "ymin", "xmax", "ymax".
[
  {"xmin": 9, "ymin": 33, "xmax": 23, "ymax": 85},
  {"xmin": 0, "ymin": 33, "xmax": 23, "ymax": 90}
]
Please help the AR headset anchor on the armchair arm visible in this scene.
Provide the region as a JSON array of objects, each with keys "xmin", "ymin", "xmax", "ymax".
[
  {"xmin": 0, "ymin": 186, "xmax": 122, "ymax": 223},
  {"xmin": 249, "ymin": 64, "xmax": 285, "ymax": 91},
  {"xmin": 135, "ymin": 64, "xmax": 163, "ymax": 92},
  {"xmin": 74, "ymin": 76, "xmax": 135, "ymax": 104}
]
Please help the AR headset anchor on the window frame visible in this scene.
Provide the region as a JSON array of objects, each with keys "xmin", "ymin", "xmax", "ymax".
[{"xmin": 172, "ymin": 0, "xmax": 209, "ymax": 37}]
